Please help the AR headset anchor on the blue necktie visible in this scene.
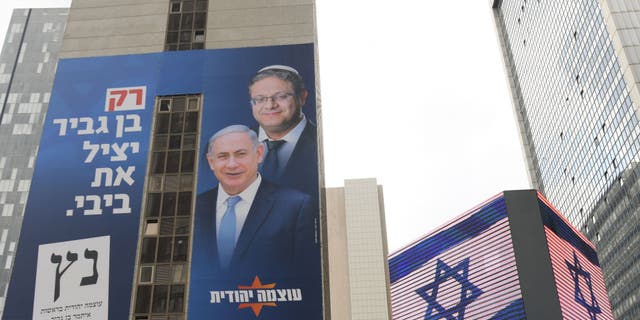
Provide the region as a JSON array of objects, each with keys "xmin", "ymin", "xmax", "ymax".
[
  {"xmin": 218, "ymin": 196, "xmax": 241, "ymax": 269},
  {"xmin": 261, "ymin": 140, "xmax": 286, "ymax": 181}
]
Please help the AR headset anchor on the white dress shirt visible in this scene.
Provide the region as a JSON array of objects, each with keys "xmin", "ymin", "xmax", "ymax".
[{"xmin": 215, "ymin": 174, "xmax": 261, "ymax": 244}]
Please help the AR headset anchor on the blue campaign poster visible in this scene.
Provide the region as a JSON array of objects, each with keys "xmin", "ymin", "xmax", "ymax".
[{"xmin": 4, "ymin": 43, "xmax": 322, "ymax": 320}]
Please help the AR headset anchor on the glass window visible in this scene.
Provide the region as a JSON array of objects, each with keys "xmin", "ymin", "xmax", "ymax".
[
  {"xmin": 150, "ymin": 152, "xmax": 166, "ymax": 174},
  {"xmin": 168, "ymin": 15, "xmax": 180, "ymax": 32},
  {"xmin": 140, "ymin": 238, "xmax": 157, "ymax": 263},
  {"xmin": 151, "ymin": 285, "xmax": 169, "ymax": 313},
  {"xmin": 173, "ymin": 237, "xmax": 188, "ymax": 261},
  {"xmin": 184, "ymin": 112, "xmax": 198, "ymax": 133},
  {"xmin": 181, "ymin": 150, "xmax": 195, "ymax": 173},
  {"xmin": 135, "ymin": 285, "xmax": 152, "ymax": 313},
  {"xmin": 170, "ymin": 2, "xmax": 181, "ymax": 13},
  {"xmin": 145, "ymin": 193, "xmax": 161, "ymax": 217},
  {"xmin": 165, "ymin": 151, "xmax": 181, "ymax": 173},
  {"xmin": 162, "ymin": 192, "xmax": 177, "ymax": 216},
  {"xmin": 177, "ymin": 192, "xmax": 192, "ymax": 216},
  {"xmin": 157, "ymin": 238, "xmax": 173, "ymax": 263},
  {"xmin": 170, "ymin": 113, "xmax": 185, "ymax": 133},
  {"xmin": 169, "ymin": 285, "xmax": 185, "ymax": 312},
  {"xmin": 169, "ymin": 135, "xmax": 182, "ymax": 150},
  {"xmin": 139, "ymin": 266, "xmax": 154, "ymax": 283},
  {"xmin": 155, "ymin": 114, "xmax": 170, "ymax": 134}
]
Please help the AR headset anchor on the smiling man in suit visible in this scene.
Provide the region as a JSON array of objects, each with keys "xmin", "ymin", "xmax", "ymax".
[
  {"xmin": 192, "ymin": 124, "xmax": 316, "ymax": 276},
  {"xmin": 249, "ymin": 65, "xmax": 318, "ymax": 197}
]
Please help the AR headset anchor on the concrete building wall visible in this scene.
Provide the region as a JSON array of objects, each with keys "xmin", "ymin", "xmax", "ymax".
[
  {"xmin": 325, "ymin": 187, "xmax": 351, "ymax": 320},
  {"xmin": 206, "ymin": 0, "xmax": 315, "ymax": 49},
  {"xmin": 326, "ymin": 178, "xmax": 391, "ymax": 320},
  {"xmin": 60, "ymin": 0, "xmax": 167, "ymax": 58}
]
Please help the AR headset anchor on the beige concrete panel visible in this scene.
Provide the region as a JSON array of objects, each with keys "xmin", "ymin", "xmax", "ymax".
[
  {"xmin": 64, "ymin": 15, "xmax": 166, "ymax": 38},
  {"xmin": 61, "ymin": 0, "xmax": 167, "ymax": 57},
  {"xmin": 206, "ymin": 36, "xmax": 314, "ymax": 50},
  {"xmin": 66, "ymin": 4, "xmax": 167, "ymax": 21},
  {"xmin": 208, "ymin": 5, "xmax": 313, "ymax": 28},
  {"xmin": 325, "ymin": 188, "xmax": 351, "ymax": 320},
  {"xmin": 61, "ymin": 33, "xmax": 166, "ymax": 52},
  {"xmin": 60, "ymin": 45, "xmax": 164, "ymax": 59},
  {"xmin": 207, "ymin": 23, "xmax": 313, "ymax": 42},
  {"xmin": 69, "ymin": 0, "xmax": 167, "ymax": 9},
  {"xmin": 210, "ymin": 0, "xmax": 312, "ymax": 10}
]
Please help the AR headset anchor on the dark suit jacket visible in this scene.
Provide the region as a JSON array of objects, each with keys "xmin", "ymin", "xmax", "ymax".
[
  {"xmin": 260, "ymin": 120, "xmax": 319, "ymax": 197},
  {"xmin": 192, "ymin": 179, "xmax": 318, "ymax": 277}
]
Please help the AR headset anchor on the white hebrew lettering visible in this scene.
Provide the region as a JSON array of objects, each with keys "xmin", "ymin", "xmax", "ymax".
[
  {"xmin": 83, "ymin": 141, "xmax": 99, "ymax": 163},
  {"xmin": 210, "ymin": 291, "xmax": 221, "ymax": 303},
  {"xmin": 113, "ymin": 166, "xmax": 135, "ymax": 186},
  {"xmin": 53, "ymin": 119, "xmax": 68, "ymax": 136},
  {"xmin": 91, "ymin": 168, "xmax": 113, "ymax": 187},
  {"xmin": 84, "ymin": 195, "xmax": 102, "ymax": 215},
  {"xmin": 116, "ymin": 114, "xmax": 142, "ymax": 138},
  {"xmin": 113, "ymin": 194, "xmax": 131, "ymax": 214},
  {"xmin": 78, "ymin": 117, "xmax": 94, "ymax": 135}
]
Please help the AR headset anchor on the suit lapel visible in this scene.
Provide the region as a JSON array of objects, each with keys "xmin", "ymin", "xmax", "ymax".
[
  {"xmin": 231, "ymin": 181, "xmax": 275, "ymax": 265},
  {"xmin": 284, "ymin": 120, "xmax": 315, "ymax": 173}
]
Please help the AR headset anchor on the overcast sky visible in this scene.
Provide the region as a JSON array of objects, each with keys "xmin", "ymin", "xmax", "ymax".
[{"xmin": 0, "ymin": 0, "xmax": 531, "ymax": 252}]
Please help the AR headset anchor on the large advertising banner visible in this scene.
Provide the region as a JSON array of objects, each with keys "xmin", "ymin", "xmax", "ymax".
[{"xmin": 4, "ymin": 44, "xmax": 322, "ymax": 319}]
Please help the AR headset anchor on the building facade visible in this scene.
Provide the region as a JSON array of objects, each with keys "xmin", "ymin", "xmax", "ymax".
[
  {"xmin": 389, "ymin": 190, "xmax": 613, "ymax": 320},
  {"xmin": 1, "ymin": 1, "xmax": 328, "ymax": 319},
  {"xmin": 326, "ymin": 178, "xmax": 392, "ymax": 320},
  {"xmin": 492, "ymin": 0, "xmax": 640, "ymax": 318},
  {"xmin": 0, "ymin": 8, "xmax": 68, "ymax": 314}
]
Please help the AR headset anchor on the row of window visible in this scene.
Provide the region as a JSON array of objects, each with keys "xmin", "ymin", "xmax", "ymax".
[
  {"xmin": 133, "ymin": 95, "xmax": 202, "ymax": 318},
  {"xmin": 165, "ymin": 1, "xmax": 208, "ymax": 51}
]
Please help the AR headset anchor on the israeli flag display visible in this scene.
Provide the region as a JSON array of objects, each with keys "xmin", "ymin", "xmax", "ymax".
[{"xmin": 389, "ymin": 196, "xmax": 526, "ymax": 320}]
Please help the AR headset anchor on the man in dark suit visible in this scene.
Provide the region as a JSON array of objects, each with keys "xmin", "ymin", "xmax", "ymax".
[
  {"xmin": 249, "ymin": 65, "xmax": 319, "ymax": 197},
  {"xmin": 192, "ymin": 125, "xmax": 317, "ymax": 276}
]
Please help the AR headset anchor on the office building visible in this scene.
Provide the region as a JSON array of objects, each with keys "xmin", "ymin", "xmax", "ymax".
[
  {"xmin": 326, "ymin": 178, "xmax": 392, "ymax": 320},
  {"xmin": 1, "ymin": 1, "xmax": 328, "ymax": 319},
  {"xmin": 0, "ymin": 8, "xmax": 68, "ymax": 314},
  {"xmin": 492, "ymin": 0, "xmax": 640, "ymax": 317},
  {"xmin": 389, "ymin": 190, "xmax": 613, "ymax": 319}
]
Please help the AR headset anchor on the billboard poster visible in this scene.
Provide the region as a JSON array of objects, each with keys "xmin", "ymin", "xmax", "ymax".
[
  {"xmin": 388, "ymin": 196, "xmax": 526, "ymax": 320},
  {"xmin": 538, "ymin": 197, "xmax": 614, "ymax": 319},
  {"xmin": 4, "ymin": 43, "xmax": 322, "ymax": 319}
]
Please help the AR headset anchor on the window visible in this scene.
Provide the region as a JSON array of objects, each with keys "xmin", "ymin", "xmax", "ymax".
[
  {"xmin": 139, "ymin": 266, "xmax": 154, "ymax": 283},
  {"xmin": 170, "ymin": 2, "xmax": 181, "ymax": 13}
]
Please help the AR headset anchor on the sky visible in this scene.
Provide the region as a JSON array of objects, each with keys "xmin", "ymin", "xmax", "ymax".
[{"xmin": 0, "ymin": 1, "xmax": 531, "ymax": 252}]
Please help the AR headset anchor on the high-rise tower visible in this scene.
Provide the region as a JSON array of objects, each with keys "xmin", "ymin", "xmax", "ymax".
[
  {"xmin": 492, "ymin": 0, "xmax": 640, "ymax": 318},
  {"xmin": 0, "ymin": 8, "xmax": 68, "ymax": 313}
]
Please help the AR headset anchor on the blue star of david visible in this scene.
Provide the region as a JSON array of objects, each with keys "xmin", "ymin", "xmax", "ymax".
[
  {"xmin": 565, "ymin": 251, "xmax": 601, "ymax": 320},
  {"xmin": 415, "ymin": 258, "xmax": 483, "ymax": 320}
]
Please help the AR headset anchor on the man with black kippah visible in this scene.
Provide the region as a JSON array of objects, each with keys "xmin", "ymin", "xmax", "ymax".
[{"xmin": 248, "ymin": 65, "xmax": 318, "ymax": 197}]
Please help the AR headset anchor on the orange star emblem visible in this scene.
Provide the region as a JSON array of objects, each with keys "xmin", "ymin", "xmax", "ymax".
[{"xmin": 238, "ymin": 276, "xmax": 277, "ymax": 317}]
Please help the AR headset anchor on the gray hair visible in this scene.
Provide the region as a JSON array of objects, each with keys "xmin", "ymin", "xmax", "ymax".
[
  {"xmin": 207, "ymin": 124, "xmax": 259, "ymax": 154},
  {"xmin": 249, "ymin": 66, "xmax": 306, "ymax": 97}
]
